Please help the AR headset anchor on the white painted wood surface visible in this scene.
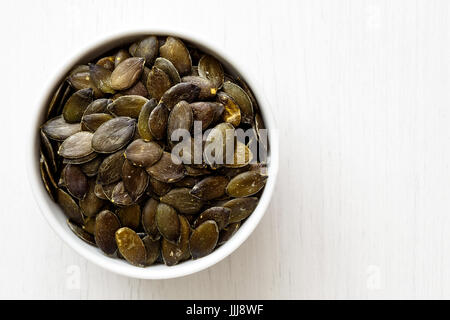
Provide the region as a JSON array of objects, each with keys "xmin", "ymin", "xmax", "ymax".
[{"xmin": 1, "ymin": 0, "xmax": 450, "ymax": 299}]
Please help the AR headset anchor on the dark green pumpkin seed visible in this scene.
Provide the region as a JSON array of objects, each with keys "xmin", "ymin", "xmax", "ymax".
[
  {"xmin": 56, "ymin": 188, "xmax": 84, "ymax": 225},
  {"xmin": 142, "ymin": 198, "xmax": 160, "ymax": 240},
  {"xmin": 146, "ymin": 152, "xmax": 185, "ymax": 183},
  {"xmin": 42, "ymin": 116, "xmax": 81, "ymax": 141},
  {"xmin": 129, "ymin": 36, "xmax": 159, "ymax": 66},
  {"xmin": 218, "ymin": 222, "xmax": 240, "ymax": 245},
  {"xmin": 189, "ymin": 220, "xmax": 219, "ymax": 259},
  {"xmin": 160, "ymin": 187, "xmax": 203, "ymax": 215},
  {"xmin": 89, "ymin": 63, "xmax": 115, "ymax": 94},
  {"xmin": 148, "ymin": 103, "xmax": 169, "ymax": 140},
  {"xmin": 115, "ymin": 49, "xmax": 131, "ymax": 67},
  {"xmin": 146, "ymin": 66, "xmax": 172, "ymax": 100},
  {"xmin": 67, "ymin": 220, "xmax": 96, "ymax": 246},
  {"xmin": 122, "ymin": 159, "xmax": 148, "ymax": 201},
  {"xmin": 58, "ymin": 131, "xmax": 94, "ymax": 159},
  {"xmin": 190, "ymin": 102, "xmax": 216, "ymax": 130},
  {"xmin": 154, "ymin": 57, "xmax": 181, "ymax": 85},
  {"xmin": 81, "ymin": 113, "xmax": 113, "ymax": 132},
  {"xmin": 63, "ymin": 164, "xmax": 88, "ymax": 200},
  {"xmin": 92, "ymin": 117, "xmax": 136, "ymax": 153},
  {"xmin": 156, "ymin": 203, "xmax": 180, "ymax": 244},
  {"xmin": 194, "ymin": 207, "xmax": 230, "ymax": 230},
  {"xmin": 124, "ymin": 139, "xmax": 163, "ymax": 167},
  {"xmin": 161, "ymin": 215, "xmax": 191, "ymax": 265},
  {"xmin": 223, "ymin": 197, "xmax": 259, "ymax": 223},
  {"xmin": 159, "ymin": 37, "xmax": 192, "ymax": 76},
  {"xmin": 96, "ymin": 150, "xmax": 125, "ymax": 185},
  {"xmin": 111, "ymin": 181, "xmax": 134, "ymax": 206},
  {"xmin": 107, "ymin": 95, "xmax": 148, "ymax": 118},
  {"xmin": 142, "ymin": 236, "xmax": 160, "ymax": 266},
  {"xmin": 190, "ymin": 176, "xmax": 228, "ymax": 201},
  {"xmin": 62, "ymin": 88, "xmax": 94, "ymax": 123},
  {"xmin": 110, "ymin": 57, "xmax": 145, "ymax": 90},
  {"xmin": 147, "ymin": 176, "xmax": 172, "ymax": 196},
  {"xmin": 80, "ymin": 179, "xmax": 106, "ymax": 217},
  {"xmin": 198, "ymin": 54, "xmax": 224, "ymax": 89},
  {"xmin": 226, "ymin": 171, "xmax": 267, "ymax": 197},
  {"xmin": 167, "ymin": 101, "xmax": 193, "ymax": 145},
  {"xmin": 159, "ymin": 82, "xmax": 200, "ymax": 111},
  {"xmin": 137, "ymin": 98, "xmax": 157, "ymax": 141},
  {"xmin": 115, "ymin": 227, "xmax": 147, "ymax": 266},
  {"xmin": 222, "ymin": 81, "xmax": 253, "ymax": 124},
  {"xmin": 116, "ymin": 203, "xmax": 141, "ymax": 230}
]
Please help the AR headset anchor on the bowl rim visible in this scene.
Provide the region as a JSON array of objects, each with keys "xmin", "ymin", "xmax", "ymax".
[{"xmin": 27, "ymin": 29, "xmax": 279, "ymax": 280}]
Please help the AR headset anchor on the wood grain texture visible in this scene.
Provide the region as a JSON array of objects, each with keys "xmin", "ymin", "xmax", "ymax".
[{"xmin": 1, "ymin": 0, "xmax": 450, "ymax": 299}]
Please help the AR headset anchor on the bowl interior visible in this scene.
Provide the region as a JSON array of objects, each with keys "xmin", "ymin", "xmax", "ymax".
[{"xmin": 28, "ymin": 31, "xmax": 279, "ymax": 279}]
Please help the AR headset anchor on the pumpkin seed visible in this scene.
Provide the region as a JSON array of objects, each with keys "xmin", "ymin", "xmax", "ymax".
[
  {"xmin": 115, "ymin": 49, "xmax": 131, "ymax": 67},
  {"xmin": 40, "ymin": 155, "xmax": 55, "ymax": 200},
  {"xmin": 148, "ymin": 103, "xmax": 169, "ymax": 140},
  {"xmin": 122, "ymin": 159, "xmax": 148, "ymax": 201},
  {"xmin": 222, "ymin": 81, "xmax": 253, "ymax": 124},
  {"xmin": 190, "ymin": 176, "xmax": 229, "ymax": 201},
  {"xmin": 80, "ymin": 157, "xmax": 103, "ymax": 177},
  {"xmin": 159, "ymin": 82, "xmax": 200, "ymax": 111},
  {"xmin": 81, "ymin": 113, "xmax": 113, "ymax": 132},
  {"xmin": 194, "ymin": 207, "xmax": 230, "ymax": 230},
  {"xmin": 116, "ymin": 203, "xmax": 141, "ymax": 230},
  {"xmin": 62, "ymin": 88, "xmax": 94, "ymax": 123},
  {"xmin": 224, "ymin": 141, "xmax": 253, "ymax": 168},
  {"xmin": 110, "ymin": 57, "xmax": 145, "ymax": 90},
  {"xmin": 147, "ymin": 176, "xmax": 172, "ymax": 196},
  {"xmin": 160, "ymin": 187, "xmax": 203, "ymax": 215},
  {"xmin": 154, "ymin": 57, "xmax": 181, "ymax": 85},
  {"xmin": 95, "ymin": 210, "xmax": 121, "ymax": 255},
  {"xmin": 58, "ymin": 131, "xmax": 94, "ymax": 159},
  {"xmin": 159, "ymin": 37, "xmax": 192, "ymax": 76},
  {"xmin": 129, "ymin": 36, "xmax": 159, "ymax": 66},
  {"xmin": 190, "ymin": 102, "xmax": 216, "ymax": 130},
  {"xmin": 67, "ymin": 220, "xmax": 96, "ymax": 246},
  {"xmin": 124, "ymin": 139, "xmax": 163, "ymax": 167},
  {"xmin": 189, "ymin": 220, "xmax": 219, "ymax": 259},
  {"xmin": 42, "ymin": 116, "xmax": 82, "ymax": 142},
  {"xmin": 218, "ymin": 222, "xmax": 240, "ymax": 245},
  {"xmin": 107, "ymin": 95, "xmax": 148, "ymax": 118},
  {"xmin": 119, "ymin": 81, "xmax": 148, "ymax": 98},
  {"xmin": 182, "ymin": 76, "xmax": 216, "ymax": 100},
  {"xmin": 97, "ymin": 150, "xmax": 125, "ymax": 185},
  {"xmin": 40, "ymin": 130, "xmax": 57, "ymax": 171},
  {"xmin": 111, "ymin": 181, "xmax": 133, "ymax": 206},
  {"xmin": 203, "ymin": 122, "xmax": 235, "ymax": 167},
  {"xmin": 92, "ymin": 117, "xmax": 136, "ymax": 153},
  {"xmin": 137, "ymin": 98, "xmax": 157, "ymax": 140},
  {"xmin": 63, "ymin": 164, "xmax": 89, "ymax": 200},
  {"xmin": 185, "ymin": 165, "xmax": 211, "ymax": 176},
  {"xmin": 80, "ymin": 179, "xmax": 106, "ymax": 217},
  {"xmin": 142, "ymin": 236, "xmax": 160, "ymax": 266},
  {"xmin": 161, "ymin": 215, "xmax": 191, "ymax": 265},
  {"xmin": 62, "ymin": 152, "xmax": 97, "ymax": 165},
  {"xmin": 156, "ymin": 203, "xmax": 180, "ymax": 244},
  {"xmin": 226, "ymin": 171, "xmax": 267, "ymax": 197},
  {"xmin": 56, "ymin": 188, "xmax": 84, "ymax": 225},
  {"xmin": 83, "ymin": 98, "xmax": 112, "ymax": 116},
  {"xmin": 167, "ymin": 101, "xmax": 193, "ymax": 145},
  {"xmin": 89, "ymin": 63, "xmax": 115, "ymax": 94},
  {"xmin": 142, "ymin": 198, "xmax": 160, "ymax": 240},
  {"xmin": 146, "ymin": 66, "xmax": 172, "ymax": 100},
  {"xmin": 96, "ymin": 56, "xmax": 115, "ymax": 71},
  {"xmin": 146, "ymin": 152, "xmax": 185, "ymax": 183},
  {"xmin": 115, "ymin": 227, "xmax": 146, "ymax": 266},
  {"xmin": 217, "ymin": 91, "xmax": 241, "ymax": 127},
  {"xmin": 67, "ymin": 68, "xmax": 103, "ymax": 98},
  {"xmin": 223, "ymin": 197, "xmax": 259, "ymax": 223},
  {"xmin": 198, "ymin": 54, "xmax": 224, "ymax": 89},
  {"xmin": 82, "ymin": 216, "xmax": 96, "ymax": 235}
]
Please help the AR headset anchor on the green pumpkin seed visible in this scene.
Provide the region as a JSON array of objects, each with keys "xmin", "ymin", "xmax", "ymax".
[
  {"xmin": 47, "ymin": 80, "xmax": 68, "ymax": 119},
  {"xmin": 129, "ymin": 36, "xmax": 159, "ymax": 66},
  {"xmin": 174, "ymin": 176, "xmax": 201, "ymax": 188},
  {"xmin": 56, "ymin": 188, "xmax": 84, "ymax": 225},
  {"xmin": 92, "ymin": 117, "xmax": 136, "ymax": 153},
  {"xmin": 182, "ymin": 76, "xmax": 216, "ymax": 100},
  {"xmin": 97, "ymin": 150, "xmax": 125, "ymax": 185},
  {"xmin": 80, "ymin": 156, "xmax": 103, "ymax": 177},
  {"xmin": 148, "ymin": 103, "xmax": 169, "ymax": 140},
  {"xmin": 96, "ymin": 56, "xmax": 115, "ymax": 71},
  {"xmin": 124, "ymin": 139, "xmax": 163, "ymax": 167},
  {"xmin": 82, "ymin": 216, "xmax": 96, "ymax": 235},
  {"xmin": 146, "ymin": 152, "xmax": 185, "ymax": 183},
  {"xmin": 159, "ymin": 82, "xmax": 200, "ymax": 111},
  {"xmin": 67, "ymin": 220, "xmax": 96, "ymax": 246},
  {"xmin": 95, "ymin": 210, "xmax": 121, "ymax": 255},
  {"xmin": 40, "ymin": 129, "xmax": 57, "ymax": 171},
  {"xmin": 137, "ymin": 98, "xmax": 157, "ymax": 141},
  {"xmin": 81, "ymin": 113, "xmax": 113, "ymax": 132},
  {"xmin": 190, "ymin": 102, "xmax": 216, "ymax": 130},
  {"xmin": 41, "ymin": 116, "xmax": 81, "ymax": 141},
  {"xmin": 83, "ymin": 98, "xmax": 112, "ymax": 116},
  {"xmin": 63, "ymin": 164, "xmax": 88, "ymax": 200},
  {"xmin": 147, "ymin": 176, "xmax": 172, "ymax": 196},
  {"xmin": 62, "ymin": 88, "xmax": 94, "ymax": 123},
  {"xmin": 226, "ymin": 171, "xmax": 267, "ymax": 197},
  {"xmin": 159, "ymin": 37, "xmax": 192, "ymax": 76},
  {"xmin": 115, "ymin": 49, "xmax": 131, "ymax": 67},
  {"xmin": 107, "ymin": 95, "xmax": 148, "ymax": 118},
  {"xmin": 89, "ymin": 63, "xmax": 115, "ymax": 94},
  {"xmin": 198, "ymin": 54, "xmax": 224, "ymax": 89},
  {"xmin": 184, "ymin": 165, "xmax": 211, "ymax": 177},
  {"xmin": 80, "ymin": 179, "xmax": 106, "ymax": 217},
  {"xmin": 194, "ymin": 207, "xmax": 231, "ymax": 230},
  {"xmin": 146, "ymin": 66, "xmax": 172, "ymax": 100},
  {"xmin": 189, "ymin": 220, "xmax": 219, "ymax": 259},
  {"xmin": 110, "ymin": 57, "xmax": 145, "ymax": 90},
  {"xmin": 119, "ymin": 81, "xmax": 149, "ymax": 98},
  {"xmin": 116, "ymin": 203, "xmax": 141, "ymax": 230},
  {"xmin": 223, "ymin": 197, "xmax": 259, "ymax": 223},
  {"xmin": 40, "ymin": 155, "xmax": 56, "ymax": 200},
  {"xmin": 203, "ymin": 122, "xmax": 235, "ymax": 167},
  {"xmin": 217, "ymin": 91, "xmax": 241, "ymax": 127},
  {"xmin": 154, "ymin": 57, "xmax": 181, "ymax": 85},
  {"xmin": 58, "ymin": 131, "xmax": 94, "ymax": 159},
  {"xmin": 122, "ymin": 159, "xmax": 148, "ymax": 201},
  {"xmin": 94, "ymin": 183, "xmax": 108, "ymax": 200},
  {"xmin": 218, "ymin": 222, "xmax": 240, "ymax": 245},
  {"xmin": 160, "ymin": 187, "xmax": 203, "ymax": 215},
  {"xmin": 222, "ymin": 81, "xmax": 253, "ymax": 124},
  {"xmin": 142, "ymin": 198, "xmax": 160, "ymax": 240},
  {"xmin": 111, "ymin": 181, "xmax": 134, "ymax": 206},
  {"xmin": 190, "ymin": 176, "xmax": 229, "ymax": 201},
  {"xmin": 62, "ymin": 152, "xmax": 97, "ymax": 165},
  {"xmin": 156, "ymin": 203, "xmax": 180, "ymax": 244},
  {"xmin": 162, "ymin": 215, "xmax": 191, "ymax": 266},
  {"xmin": 67, "ymin": 68, "xmax": 103, "ymax": 98},
  {"xmin": 142, "ymin": 236, "xmax": 160, "ymax": 266},
  {"xmin": 224, "ymin": 141, "xmax": 253, "ymax": 168},
  {"xmin": 167, "ymin": 101, "xmax": 193, "ymax": 144}
]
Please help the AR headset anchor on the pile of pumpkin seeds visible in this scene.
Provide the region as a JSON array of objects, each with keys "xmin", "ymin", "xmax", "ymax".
[{"xmin": 39, "ymin": 35, "xmax": 269, "ymax": 267}]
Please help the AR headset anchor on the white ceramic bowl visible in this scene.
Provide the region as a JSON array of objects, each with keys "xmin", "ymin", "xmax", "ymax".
[{"xmin": 27, "ymin": 30, "xmax": 279, "ymax": 279}]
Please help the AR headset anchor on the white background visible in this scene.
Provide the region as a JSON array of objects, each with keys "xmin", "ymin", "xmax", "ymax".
[{"xmin": 1, "ymin": 0, "xmax": 450, "ymax": 299}]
